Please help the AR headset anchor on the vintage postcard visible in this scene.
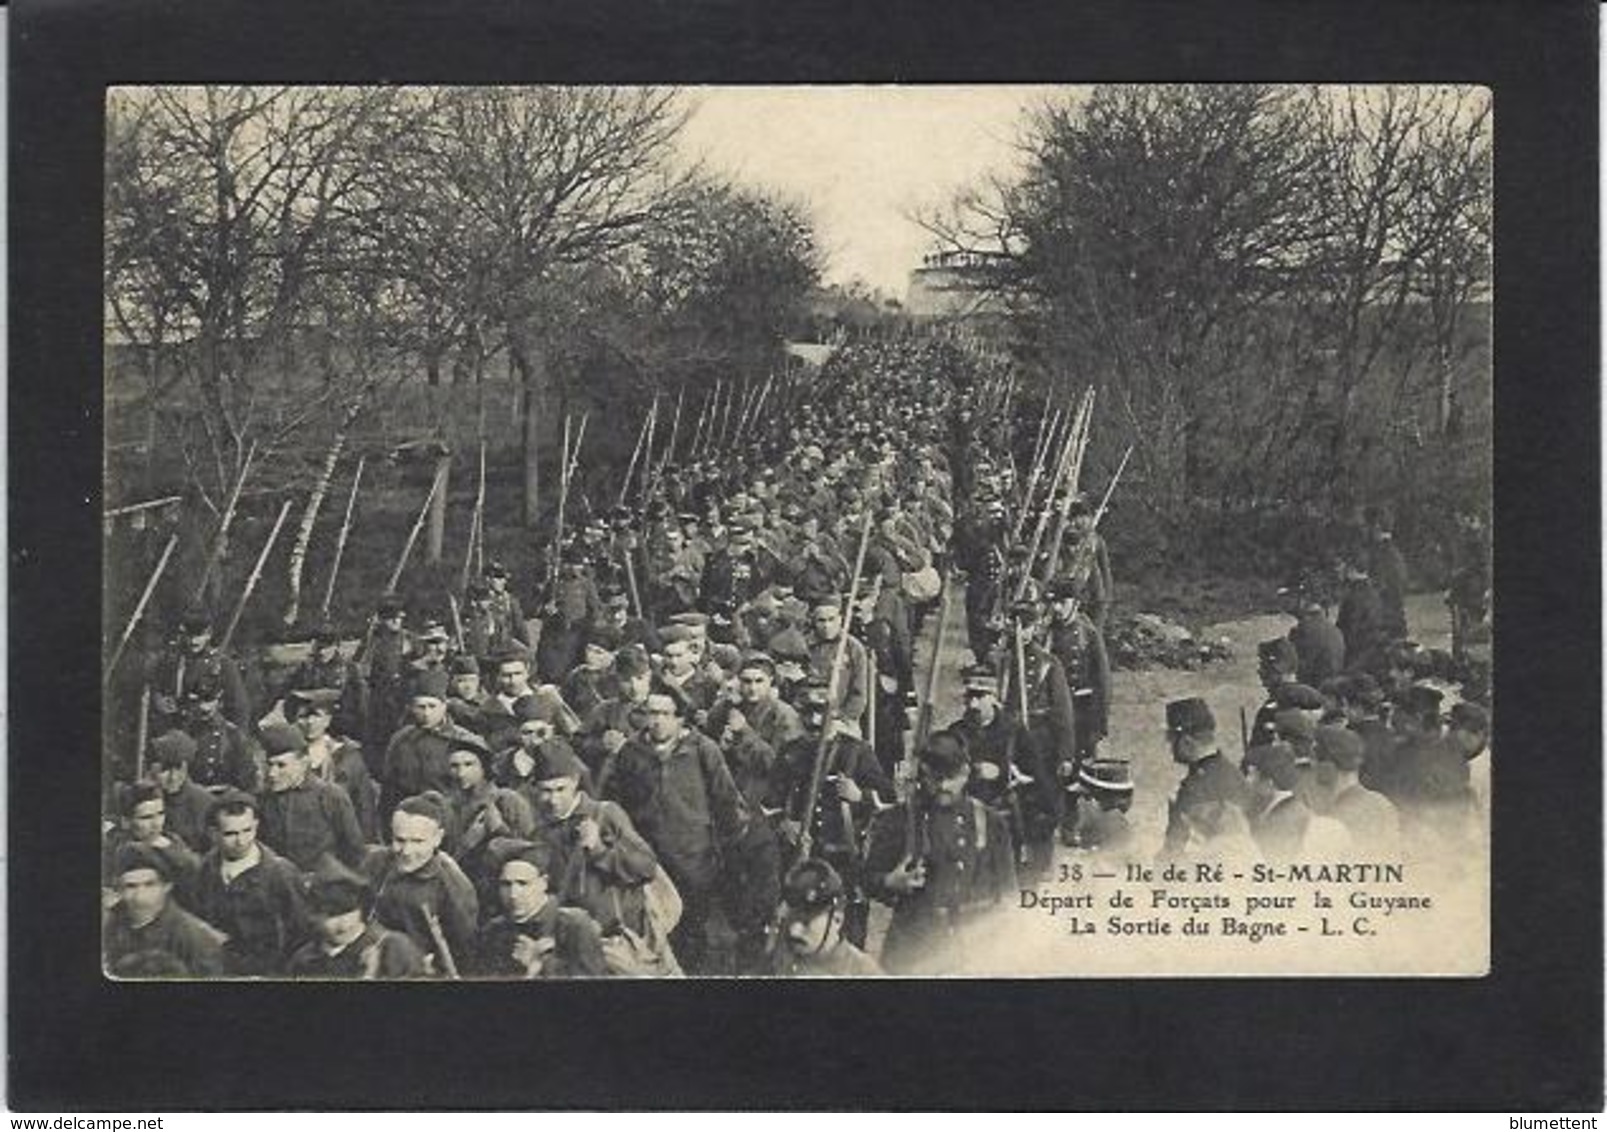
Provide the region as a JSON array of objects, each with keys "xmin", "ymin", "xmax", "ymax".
[{"xmin": 100, "ymin": 83, "xmax": 1492, "ymax": 980}]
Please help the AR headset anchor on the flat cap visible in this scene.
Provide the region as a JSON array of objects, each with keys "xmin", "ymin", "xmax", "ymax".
[{"xmin": 259, "ymin": 722, "xmax": 308, "ymax": 758}]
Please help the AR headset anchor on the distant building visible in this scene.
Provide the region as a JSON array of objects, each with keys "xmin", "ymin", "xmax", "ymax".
[{"xmin": 905, "ymin": 249, "xmax": 1010, "ymax": 321}]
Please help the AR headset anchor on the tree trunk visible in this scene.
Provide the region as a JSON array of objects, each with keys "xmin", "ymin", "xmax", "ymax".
[
  {"xmin": 282, "ymin": 420, "xmax": 354, "ymax": 626},
  {"xmin": 511, "ymin": 334, "xmax": 545, "ymax": 528}
]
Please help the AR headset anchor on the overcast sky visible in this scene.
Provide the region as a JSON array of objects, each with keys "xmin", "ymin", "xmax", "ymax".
[{"xmin": 675, "ymin": 86, "xmax": 1074, "ymax": 298}]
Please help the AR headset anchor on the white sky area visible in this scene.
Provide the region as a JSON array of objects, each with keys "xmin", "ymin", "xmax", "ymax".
[{"xmin": 675, "ymin": 85, "xmax": 1075, "ymax": 297}]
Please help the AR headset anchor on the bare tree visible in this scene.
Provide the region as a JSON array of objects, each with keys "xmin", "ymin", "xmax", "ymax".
[{"xmin": 389, "ymin": 87, "xmax": 689, "ymax": 526}]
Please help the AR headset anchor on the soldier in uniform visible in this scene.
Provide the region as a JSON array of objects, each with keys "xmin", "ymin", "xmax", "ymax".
[
  {"xmin": 1161, "ymin": 698, "xmax": 1249, "ymax": 857},
  {"xmin": 1061, "ymin": 758, "xmax": 1136, "ymax": 858},
  {"xmin": 769, "ymin": 676, "xmax": 892, "ymax": 948},
  {"xmin": 767, "ymin": 858, "xmax": 883, "ymax": 977},
  {"xmin": 281, "ymin": 623, "xmax": 365, "ymax": 739},
  {"xmin": 146, "ymin": 606, "xmax": 252, "ymax": 731},
  {"xmin": 1335, "ymin": 559, "xmax": 1389, "ymax": 677},
  {"xmin": 1364, "ymin": 508, "xmax": 1410, "ymax": 641},
  {"xmin": 482, "ymin": 560, "xmax": 530, "ymax": 650},
  {"xmin": 1044, "ymin": 574, "xmax": 1112, "ymax": 773},
  {"xmin": 1287, "ymin": 594, "xmax": 1347, "ymax": 687},
  {"xmin": 1011, "ymin": 601, "xmax": 1074, "ymax": 877},
  {"xmin": 180, "ymin": 676, "xmax": 262, "ymax": 793},
  {"xmin": 945, "ymin": 665, "xmax": 1033, "ymax": 861},
  {"xmin": 863, "ymin": 732, "xmax": 1017, "ymax": 975},
  {"xmin": 953, "ymin": 495, "xmax": 1007, "ymax": 659},
  {"xmin": 358, "ymin": 596, "xmax": 413, "ymax": 751},
  {"xmin": 1249, "ymin": 638, "xmax": 1327, "ymax": 748}
]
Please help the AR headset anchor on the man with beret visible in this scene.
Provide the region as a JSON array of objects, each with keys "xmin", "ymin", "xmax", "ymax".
[
  {"xmin": 765, "ymin": 625, "xmax": 813, "ymax": 701},
  {"xmin": 475, "ymin": 648, "xmax": 582, "ymax": 750},
  {"xmin": 180, "ymin": 675, "xmax": 262, "ymax": 793},
  {"xmin": 731, "ymin": 653, "xmax": 805, "ymax": 754},
  {"xmin": 1287, "ymin": 596, "xmax": 1347, "ymax": 688},
  {"xmin": 258, "ymin": 722, "xmax": 367, "ymax": 873},
  {"xmin": 443, "ymin": 739, "xmax": 536, "ymax": 890},
  {"xmin": 103, "ymin": 842, "xmax": 226, "ymax": 978},
  {"xmin": 443, "ymin": 654, "xmax": 491, "ymax": 735},
  {"xmin": 1061, "ymin": 759, "xmax": 1136, "ymax": 858},
  {"xmin": 1241, "ymin": 741, "xmax": 1313, "ymax": 860},
  {"xmin": 581, "ymin": 645, "xmax": 655, "ymax": 785},
  {"xmin": 563, "ymin": 626, "xmax": 623, "ymax": 719},
  {"xmin": 364, "ymin": 792, "xmax": 480, "ymax": 976},
  {"xmin": 470, "ymin": 841, "xmax": 609, "ymax": 978},
  {"xmin": 769, "ymin": 676, "xmax": 892, "ymax": 948},
  {"xmin": 102, "ymin": 781, "xmax": 202, "ymax": 901},
  {"xmin": 287, "ymin": 872, "xmax": 426, "ymax": 979},
  {"xmin": 191, "ymin": 789, "xmax": 310, "ymax": 975},
  {"xmin": 602, "ymin": 691, "xmax": 749, "ymax": 974},
  {"xmin": 1161, "ymin": 698, "xmax": 1249, "ymax": 857},
  {"xmin": 286, "ymin": 688, "xmax": 379, "ymax": 842},
  {"xmin": 145, "ymin": 606, "xmax": 252, "ymax": 731},
  {"xmin": 864, "ymin": 731, "xmax": 1017, "ymax": 974},
  {"xmin": 767, "ymin": 858, "xmax": 883, "ymax": 977},
  {"xmin": 380, "ymin": 667, "xmax": 488, "ymax": 819},
  {"xmin": 658, "ymin": 624, "xmax": 722, "ymax": 721},
  {"xmin": 358, "ymin": 596, "xmax": 414, "ymax": 750},
  {"xmin": 525, "ymin": 740, "xmax": 661, "ymax": 943},
  {"xmin": 805, "ymin": 593, "xmax": 872, "ymax": 738},
  {"xmin": 1313, "ymin": 725, "xmax": 1400, "ymax": 852},
  {"xmin": 147, "ymin": 731, "xmax": 216, "ymax": 852}
]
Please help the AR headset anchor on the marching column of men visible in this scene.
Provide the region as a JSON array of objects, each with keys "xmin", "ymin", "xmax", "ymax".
[{"xmin": 103, "ymin": 336, "xmax": 1491, "ymax": 978}]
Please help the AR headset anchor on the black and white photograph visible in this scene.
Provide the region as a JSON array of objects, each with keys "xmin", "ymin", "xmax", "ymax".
[{"xmin": 99, "ymin": 83, "xmax": 1494, "ymax": 980}]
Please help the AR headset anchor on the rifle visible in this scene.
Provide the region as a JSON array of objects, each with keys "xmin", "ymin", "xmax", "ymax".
[
  {"xmin": 1015, "ymin": 388, "xmax": 1091, "ymax": 604},
  {"xmin": 321, "ymin": 453, "xmax": 366, "ymax": 620},
  {"xmin": 104, "ymin": 532, "xmax": 179, "ymax": 687},
  {"xmin": 639, "ymin": 394, "xmax": 660, "ymax": 506},
  {"xmin": 1031, "ymin": 388, "xmax": 1096, "ymax": 595},
  {"xmin": 220, "ymin": 497, "xmax": 294, "ymax": 651},
  {"xmin": 447, "ymin": 594, "xmax": 466, "ymax": 654},
  {"xmin": 134, "ymin": 683, "xmax": 151, "ymax": 782},
  {"xmin": 459, "ymin": 444, "xmax": 485, "ymax": 593},
  {"xmin": 1239, "ymin": 705, "xmax": 1251, "ymax": 756},
  {"xmin": 660, "ymin": 386, "xmax": 685, "ymax": 471},
  {"xmin": 1048, "ymin": 444, "xmax": 1133, "ymax": 597},
  {"xmin": 422, "ymin": 906, "xmax": 460, "ymax": 979},
  {"xmin": 618, "ymin": 406, "xmax": 652, "ymax": 507},
  {"xmin": 796, "ymin": 508, "xmax": 874, "ymax": 862},
  {"xmin": 550, "ymin": 414, "xmax": 576, "ymax": 591},
  {"xmin": 386, "ymin": 461, "xmax": 448, "ymax": 595}
]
